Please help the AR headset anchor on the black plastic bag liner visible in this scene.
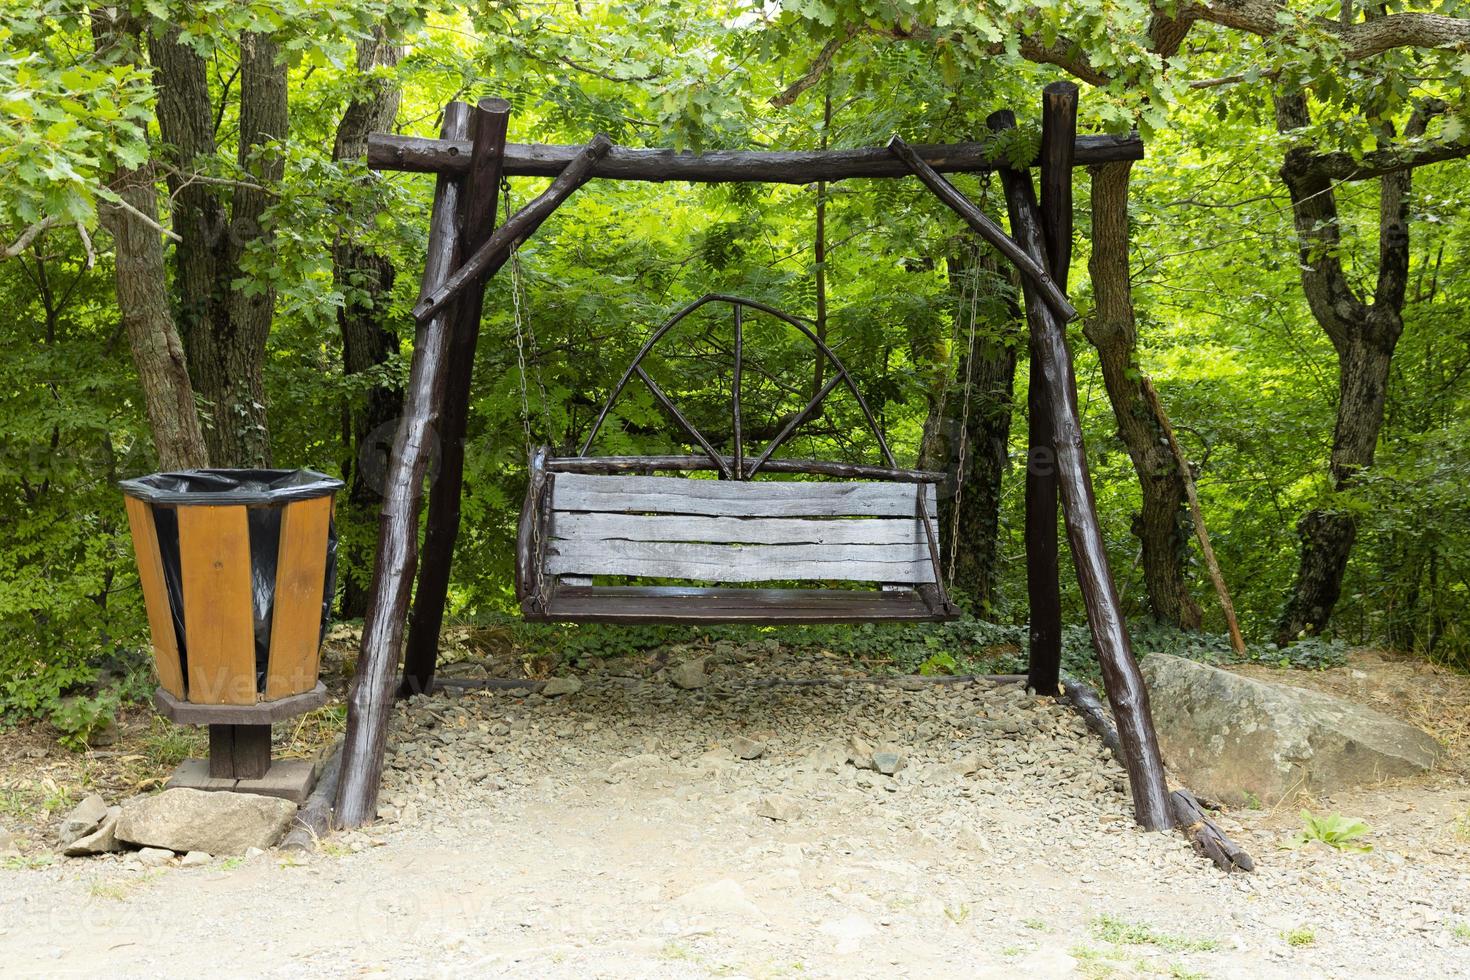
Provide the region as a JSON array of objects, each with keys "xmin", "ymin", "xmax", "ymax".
[{"xmin": 120, "ymin": 468, "xmax": 343, "ymax": 695}]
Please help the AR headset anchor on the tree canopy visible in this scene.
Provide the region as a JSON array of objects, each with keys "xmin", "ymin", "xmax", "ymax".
[{"xmin": 3, "ymin": 0, "xmax": 1468, "ymax": 725}]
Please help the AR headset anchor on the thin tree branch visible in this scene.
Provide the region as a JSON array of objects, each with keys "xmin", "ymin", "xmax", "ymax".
[
  {"xmin": 1, "ymin": 216, "xmax": 62, "ymax": 259},
  {"xmin": 771, "ymin": 25, "xmax": 859, "ymax": 107}
]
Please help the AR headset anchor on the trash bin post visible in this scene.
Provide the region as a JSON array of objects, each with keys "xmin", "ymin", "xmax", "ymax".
[{"xmin": 209, "ymin": 724, "xmax": 272, "ymax": 780}]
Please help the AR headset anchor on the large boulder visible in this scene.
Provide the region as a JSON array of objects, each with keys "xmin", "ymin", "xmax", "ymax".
[
  {"xmin": 115, "ymin": 789, "xmax": 297, "ymax": 855},
  {"xmin": 1141, "ymin": 654, "xmax": 1442, "ymax": 805}
]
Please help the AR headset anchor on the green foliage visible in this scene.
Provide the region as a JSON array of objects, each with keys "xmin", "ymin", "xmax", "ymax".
[
  {"xmin": 1, "ymin": 0, "xmax": 1469, "ymax": 726},
  {"xmin": 49, "ymin": 690, "xmax": 118, "ymax": 751},
  {"xmin": 1288, "ymin": 810, "xmax": 1373, "ymax": 853}
]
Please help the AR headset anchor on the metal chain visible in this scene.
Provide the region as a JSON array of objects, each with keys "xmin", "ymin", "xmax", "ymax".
[
  {"xmin": 504, "ymin": 180, "xmax": 556, "ymax": 451},
  {"xmin": 946, "ymin": 241, "xmax": 982, "ymax": 589}
]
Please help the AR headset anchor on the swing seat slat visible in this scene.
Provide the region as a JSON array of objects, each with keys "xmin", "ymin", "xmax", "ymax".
[{"xmin": 517, "ymin": 464, "xmax": 959, "ymax": 624}]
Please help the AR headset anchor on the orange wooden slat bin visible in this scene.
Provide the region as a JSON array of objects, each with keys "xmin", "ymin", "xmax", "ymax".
[{"xmin": 120, "ymin": 469, "xmax": 342, "ymax": 784}]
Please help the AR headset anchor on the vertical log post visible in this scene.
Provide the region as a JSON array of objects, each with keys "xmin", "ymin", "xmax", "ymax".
[
  {"xmin": 401, "ymin": 98, "xmax": 512, "ymax": 698},
  {"xmin": 988, "ymin": 110, "xmax": 1174, "ymax": 831},
  {"xmin": 1025, "ymin": 84, "xmax": 1077, "ymax": 696},
  {"xmin": 335, "ymin": 103, "xmax": 474, "ymax": 828}
]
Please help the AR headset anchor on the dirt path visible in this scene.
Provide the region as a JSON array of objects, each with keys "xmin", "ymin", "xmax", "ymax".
[{"xmin": 3, "ymin": 648, "xmax": 1468, "ymax": 978}]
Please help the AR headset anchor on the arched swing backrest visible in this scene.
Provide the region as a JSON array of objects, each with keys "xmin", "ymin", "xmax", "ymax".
[
  {"xmin": 516, "ymin": 295, "xmax": 959, "ymax": 625},
  {"xmin": 576, "ymin": 294, "xmax": 896, "ymax": 478}
]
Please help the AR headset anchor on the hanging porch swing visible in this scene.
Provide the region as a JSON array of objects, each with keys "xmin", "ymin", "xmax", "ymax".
[{"xmin": 514, "ymin": 294, "xmax": 961, "ymax": 625}]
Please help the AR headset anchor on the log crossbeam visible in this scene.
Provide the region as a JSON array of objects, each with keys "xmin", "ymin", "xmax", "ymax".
[{"xmin": 368, "ymin": 134, "xmax": 1144, "ymax": 182}]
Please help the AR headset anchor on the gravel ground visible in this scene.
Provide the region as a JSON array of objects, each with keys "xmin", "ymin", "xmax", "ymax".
[{"xmin": 2, "ymin": 644, "xmax": 1468, "ymax": 978}]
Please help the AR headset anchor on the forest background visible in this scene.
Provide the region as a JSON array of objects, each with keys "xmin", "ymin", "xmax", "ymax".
[{"xmin": 3, "ymin": 0, "xmax": 1467, "ymax": 729}]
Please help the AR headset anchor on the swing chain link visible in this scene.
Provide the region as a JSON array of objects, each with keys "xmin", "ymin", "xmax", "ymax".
[
  {"xmin": 504, "ymin": 179, "xmax": 556, "ymax": 455},
  {"xmin": 946, "ymin": 238, "xmax": 982, "ymax": 590}
]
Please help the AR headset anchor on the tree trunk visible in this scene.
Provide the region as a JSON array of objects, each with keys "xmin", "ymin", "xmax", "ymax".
[
  {"xmin": 332, "ymin": 32, "xmax": 403, "ymax": 618},
  {"xmin": 107, "ymin": 165, "xmax": 211, "ymax": 470},
  {"xmin": 1084, "ymin": 161, "xmax": 1202, "ymax": 629},
  {"xmin": 1273, "ymin": 92, "xmax": 1412, "ymax": 644},
  {"xmin": 149, "ymin": 29, "xmax": 286, "ymax": 467},
  {"xmin": 89, "ymin": 10, "xmax": 208, "ymax": 470}
]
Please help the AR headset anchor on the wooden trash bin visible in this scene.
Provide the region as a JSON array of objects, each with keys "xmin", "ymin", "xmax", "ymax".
[{"xmin": 120, "ymin": 469, "xmax": 342, "ymax": 794}]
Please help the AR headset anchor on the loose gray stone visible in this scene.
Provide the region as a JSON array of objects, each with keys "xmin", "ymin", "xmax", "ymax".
[
  {"xmin": 63, "ymin": 806, "xmax": 123, "ymax": 857},
  {"xmin": 845, "ymin": 735, "xmax": 874, "ymax": 770},
  {"xmin": 669, "ymin": 658, "xmax": 709, "ymax": 690},
  {"xmin": 730, "ymin": 736, "xmax": 766, "ymax": 760},
  {"xmin": 1142, "ymin": 653, "xmax": 1443, "ymax": 805},
  {"xmin": 755, "ymin": 793, "xmax": 802, "ymax": 821},
  {"xmin": 872, "ymin": 751, "xmax": 906, "ymax": 776},
  {"xmin": 137, "ymin": 846, "xmax": 175, "ymax": 867},
  {"xmin": 57, "ymin": 793, "xmax": 108, "ymax": 846},
  {"xmin": 542, "ymin": 675, "xmax": 583, "ymax": 697},
  {"xmin": 180, "ymin": 851, "xmax": 213, "ymax": 867},
  {"xmin": 116, "ymin": 789, "xmax": 297, "ymax": 855}
]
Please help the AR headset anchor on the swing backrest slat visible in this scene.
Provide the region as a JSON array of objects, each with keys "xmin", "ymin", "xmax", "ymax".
[{"xmin": 545, "ymin": 474, "xmax": 936, "ymax": 584}]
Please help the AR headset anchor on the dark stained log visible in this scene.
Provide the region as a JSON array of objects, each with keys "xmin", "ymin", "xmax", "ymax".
[
  {"xmin": 1171, "ymin": 789, "xmax": 1256, "ymax": 873},
  {"xmin": 545, "ymin": 455, "xmax": 946, "ymax": 483},
  {"xmin": 368, "ymin": 133, "xmax": 1145, "ymax": 181},
  {"xmin": 747, "ymin": 374, "xmax": 844, "ymax": 477},
  {"xmin": 401, "ymin": 98, "xmax": 511, "ymax": 699},
  {"xmin": 1060, "ymin": 675, "xmax": 1123, "ymax": 764},
  {"xmin": 1063, "ymin": 677, "xmax": 1254, "ymax": 871},
  {"xmin": 413, "ymin": 134, "xmax": 613, "ymax": 323},
  {"xmin": 336, "ymin": 104, "xmax": 473, "ymax": 829},
  {"xmin": 515, "ymin": 447, "xmax": 553, "ymax": 615},
  {"xmin": 634, "ymin": 366, "xmax": 733, "ymax": 478},
  {"xmin": 994, "ymin": 141, "xmax": 1174, "ymax": 831},
  {"xmin": 280, "ymin": 742, "xmax": 343, "ymax": 851},
  {"xmin": 528, "ymin": 585, "xmax": 961, "ymax": 625},
  {"xmin": 888, "ymin": 136, "xmax": 1077, "ymax": 323},
  {"xmin": 1024, "ymin": 86, "xmax": 1075, "ymax": 698},
  {"xmin": 732, "ymin": 304, "xmax": 744, "ymax": 476}
]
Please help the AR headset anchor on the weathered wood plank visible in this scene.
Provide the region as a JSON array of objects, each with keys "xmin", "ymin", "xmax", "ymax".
[
  {"xmin": 265, "ymin": 496, "xmax": 333, "ymax": 701},
  {"xmin": 550, "ymin": 513, "xmax": 928, "ymax": 547},
  {"xmin": 122, "ymin": 496, "xmax": 185, "ymax": 698},
  {"xmin": 547, "ymin": 539, "xmax": 935, "ymax": 583},
  {"xmin": 551, "ymin": 473, "xmax": 937, "ymax": 518},
  {"xmin": 533, "ymin": 585, "xmax": 954, "ymax": 624},
  {"xmin": 178, "ymin": 505, "xmax": 256, "ymax": 705}
]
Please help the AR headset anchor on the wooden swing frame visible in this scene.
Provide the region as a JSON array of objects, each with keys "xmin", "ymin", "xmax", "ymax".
[{"xmin": 335, "ymin": 84, "xmax": 1176, "ymax": 835}]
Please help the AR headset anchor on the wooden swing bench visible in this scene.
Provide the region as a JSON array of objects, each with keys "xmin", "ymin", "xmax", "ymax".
[
  {"xmin": 515, "ymin": 294, "xmax": 960, "ymax": 625},
  {"xmin": 336, "ymin": 89, "xmax": 1199, "ymax": 843}
]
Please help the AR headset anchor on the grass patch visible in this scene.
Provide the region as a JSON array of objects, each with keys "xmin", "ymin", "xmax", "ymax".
[
  {"xmin": 3, "ymin": 853, "xmax": 55, "ymax": 871},
  {"xmin": 1450, "ymin": 922, "xmax": 1469, "ymax": 943},
  {"xmin": 1092, "ymin": 914, "xmax": 1219, "ymax": 953},
  {"xmin": 1282, "ymin": 926, "xmax": 1316, "ymax": 947}
]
